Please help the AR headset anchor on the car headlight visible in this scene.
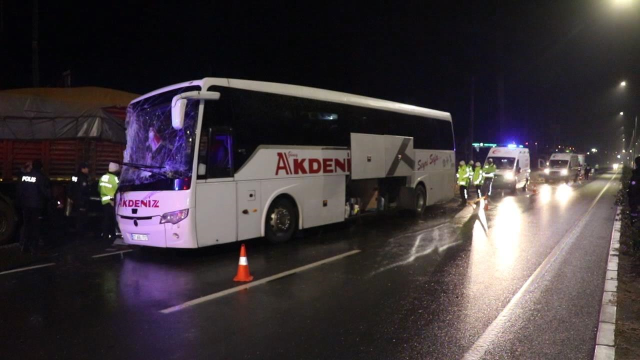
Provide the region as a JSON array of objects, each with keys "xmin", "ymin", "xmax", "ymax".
[
  {"xmin": 504, "ymin": 172, "xmax": 514, "ymax": 180},
  {"xmin": 561, "ymin": 169, "xmax": 568, "ymax": 176},
  {"xmin": 544, "ymin": 168, "xmax": 550, "ymax": 174},
  {"xmin": 160, "ymin": 209, "xmax": 189, "ymax": 224}
]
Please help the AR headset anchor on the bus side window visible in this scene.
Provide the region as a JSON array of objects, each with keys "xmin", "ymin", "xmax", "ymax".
[
  {"xmin": 197, "ymin": 128, "xmax": 234, "ymax": 179},
  {"xmin": 208, "ymin": 129, "xmax": 234, "ymax": 179},
  {"xmin": 197, "ymin": 131, "xmax": 209, "ymax": 180}
]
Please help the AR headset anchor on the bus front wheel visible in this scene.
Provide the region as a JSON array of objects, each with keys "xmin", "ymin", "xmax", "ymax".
[{"xmin": 265, "ymin": 197, "xmax": 298, "ymax": 244}]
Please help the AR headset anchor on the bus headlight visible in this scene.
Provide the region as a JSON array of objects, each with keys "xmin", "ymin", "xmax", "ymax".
[
  {"xmin": 504, "ymin": 172, "xmax": 514, "ymax": 180},
  {"xmin": 160, "ymin": 209, "xmax": 189, "ymax": 224},
  {"xmin": 561, "ymin": 169, "xmax": 568, "ymax": 176},
  {"xmin": 544, "ymin": 168, "xmax": 550, "ymax": 174}
]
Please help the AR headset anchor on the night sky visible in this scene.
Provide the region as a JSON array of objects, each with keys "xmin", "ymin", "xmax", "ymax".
[{"xmin": 1, "ymin": 0, "xmax": 639, "ymax": 155}]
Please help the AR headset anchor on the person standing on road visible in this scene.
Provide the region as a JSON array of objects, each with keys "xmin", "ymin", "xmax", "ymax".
[
  {"xmin": 472, "ymin": 162, "xmax": 484, "ymax": 199},
  {"xmin": 17, "ymin": 159, "xmax": 50, "ymax": 254},
  {"xmin": 99, "ymin": 162, "xmax": 120, "ymax": 241},
  {"xmin": 482, "ymin": 158, "xmax": 496, "ymax": 196},
  {"xmin": 457, "ymin": 161, "xmax": 470, "ymax": 206},
  {"xmin": 467, "ymin": 160, "xmax": 474, "ymax": 184},
  {"xmin": 584, "ymin": 164, "xmax": 591, "ymax": 180},
  {"xmin": 69, "ymin": 162, "xmax": 91, "ymax": 237}
]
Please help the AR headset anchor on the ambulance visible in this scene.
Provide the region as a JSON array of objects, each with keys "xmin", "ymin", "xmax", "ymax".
[{"xmin": 485, "ymin": 146, "xmax": 530, "ymax": 193}]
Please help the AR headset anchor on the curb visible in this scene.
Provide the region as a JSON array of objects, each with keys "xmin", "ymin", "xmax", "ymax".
[{"xmin": 594, "ymin": 206, "xmax": 620, "ymax": 360}]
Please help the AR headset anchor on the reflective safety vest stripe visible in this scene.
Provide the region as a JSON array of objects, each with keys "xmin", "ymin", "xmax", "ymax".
[
  {"xmin": 483, "ymin": 164, "xmax": 496, "ymax": 178},
  {"xmin": 99, "ymin": 173, "xmax": 118, "ymax": 204},
  {"xmin": 473, "ymin": 168, "xmax": 484, "ymax": 185},
  {"xmin": 457, "ymin": 167, "xmax": 470, "ymax": 186}
]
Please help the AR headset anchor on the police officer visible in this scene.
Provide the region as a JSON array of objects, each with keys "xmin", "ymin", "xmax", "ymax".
[
  {"xmin": 472, "ymin": 162, "xmax": 484, "ymax": 198},
  {"xmin": 69, "ymin": 162, "xmax": 91, "ymax": 237},
  {"xmin": 99, "ymin": 162, "xmax": 120, "ymax": 241},
  {"xmin": 467, "ymin": 160, "xmax": 474, "ymax": 183},
  {"xmin": 17, "ymin": 159, "xmax": 50, "ymax": 254},
  {"xmin": 457, "ymin": 161, "xmax": 470, "ymax": 206},
  {"xmin": 482, "ymin": 158, "xmax": 496, "ymax": 196}
]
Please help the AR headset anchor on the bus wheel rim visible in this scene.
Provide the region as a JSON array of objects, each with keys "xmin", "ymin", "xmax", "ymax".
[
  {"xmin": 417, "ymin": 192, "xmax": 425, "ymax": 211},
  {"xmin": 270, "ymin": 208, "xmax": 291, "ymax": 233}
]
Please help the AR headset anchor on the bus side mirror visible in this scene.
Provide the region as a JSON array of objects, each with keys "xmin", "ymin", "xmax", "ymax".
[
  {"xmin": 171, "ymin": 91, "xmax": 221, "ymax": 130},
  {"xmin": 172, "ymin": 98, "xmax": 187, "ymax": 130}
]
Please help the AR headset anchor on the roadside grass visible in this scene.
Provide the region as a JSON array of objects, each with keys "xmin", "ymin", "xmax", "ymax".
[{"xmin": 615, "ymin": 166, "xmax": 640, "ymax": 359}]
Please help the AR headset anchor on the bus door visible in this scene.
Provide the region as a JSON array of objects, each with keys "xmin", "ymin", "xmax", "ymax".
[{"xmin": 195, "ymin": 127, "xmax": 237, "ymax": 246}]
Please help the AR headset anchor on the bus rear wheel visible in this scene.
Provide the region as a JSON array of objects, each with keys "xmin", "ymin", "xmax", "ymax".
[{"xmin": 265, "ymin": 197, "xmax": 298, "ymax": 244}]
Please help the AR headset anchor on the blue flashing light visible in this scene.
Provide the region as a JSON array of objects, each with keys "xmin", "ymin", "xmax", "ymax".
[
  {"xmin": 507, "ymin": 144, "xmax": 517, "ymax": 149},
  {"xmin": 518, "ymin": 145, "xmax": 523, "ymax": 148}
]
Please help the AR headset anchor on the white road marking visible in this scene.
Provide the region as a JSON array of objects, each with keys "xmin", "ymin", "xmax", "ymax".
[
  {"xmin": 463, "ymin": 175, "xmax": 616, "ymax": 360},
  {"xmin": 92, "ymin": 250, "xmax": 133, "ymax": 258},
  {"xmin": 0, "ymin": 263, "xmax": 56, "ymax": 275},
  {"xmin": 160, "ymin": 249, "xmax": 361, "ymax": 314}
]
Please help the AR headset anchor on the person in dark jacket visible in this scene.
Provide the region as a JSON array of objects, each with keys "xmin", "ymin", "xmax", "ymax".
[
  {"xmin": 17, "ymin": 159, "xmax": 50, "ymax": 254},
  {"xmin": 68, "ymin": 162, "xmax": 91, "ymax": 236},
  {"xmin": 629, "ymin": 157, "xmax": 640, "ymax": 214}
]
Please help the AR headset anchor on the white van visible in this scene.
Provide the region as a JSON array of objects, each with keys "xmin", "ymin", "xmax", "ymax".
[
  {"xmin": 485, "ymin": 147, "xmax": 531, "ymax": 193},
  {"xmin": 543, "ymin": 153, "xmax": 581, "ymax": 183}
]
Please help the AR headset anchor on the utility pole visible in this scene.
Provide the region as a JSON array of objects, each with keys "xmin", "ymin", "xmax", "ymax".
[
  {"xmin": 497, "ymin": 73, "xmax": 506, "ymax": 143},
  {"xmin": 469, "ymin": 76, "xmax": 475, "ymax": 160},
  {"xmin": 31, "ymin": 0, "xmax": 39, "ymax": 87}
]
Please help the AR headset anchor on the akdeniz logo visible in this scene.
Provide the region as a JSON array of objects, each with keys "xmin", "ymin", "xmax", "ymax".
[
  {"xmin": 275, "ymin": 152, "xmax": 351, "ymax": 176},
  {"xmin": 119, "ymin": 199, "xmax": 160, "ymax": 208}
]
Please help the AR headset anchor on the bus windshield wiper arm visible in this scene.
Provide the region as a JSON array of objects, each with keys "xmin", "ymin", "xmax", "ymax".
[
  {"xmin": 123, "ymin": 162, "xmax": 166, "ymax": 170},
  {"xmin": 123, "ymin": 162, "xmax": 169, "ymax": 178}
]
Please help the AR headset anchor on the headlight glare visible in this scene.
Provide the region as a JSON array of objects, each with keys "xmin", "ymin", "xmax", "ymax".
[
  {"xmin": 560, "ymin": 169, "xmax": 568, "ymax": 176},
  {"xmin": 544, "ymin": 168, "xmax": 550, "ymax": 174}
]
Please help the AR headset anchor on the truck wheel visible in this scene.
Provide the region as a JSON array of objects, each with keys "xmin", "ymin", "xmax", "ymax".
[
  {"xmin": 265, "ymin": 197, "xmax": 298, "ymax": 244},
  {"xmin": 415, "ymin": 185, "xmax": 426, "ymax": 216},
  {"xmin": 0, "ymin": 201, "xmax": 16, "ymax": 245}
]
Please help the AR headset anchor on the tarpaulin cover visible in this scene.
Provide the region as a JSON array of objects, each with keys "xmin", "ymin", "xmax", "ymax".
[{"xmin": 0, "ymin": 87, "xmax": 138, "ymax": 143}]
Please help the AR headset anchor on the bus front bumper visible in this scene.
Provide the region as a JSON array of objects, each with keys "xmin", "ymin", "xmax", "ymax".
[{"xmin": 118, "ymin": 216, "xmax": 194, "ymax": 248}]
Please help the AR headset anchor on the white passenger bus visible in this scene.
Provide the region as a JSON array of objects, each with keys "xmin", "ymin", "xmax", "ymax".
[{"xmin": 117, "ymin": 78, "xmax": 455, "ymax": 248}]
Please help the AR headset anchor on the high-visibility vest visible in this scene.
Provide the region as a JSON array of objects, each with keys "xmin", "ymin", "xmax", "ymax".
[
  {"xmin": 473, "ymin": 166, "xmax": 484, "ymax": 185},
  {"xmin": 483, "ymin": 164, "xmax": 496, "ymax": 178},
  {"xmin": 457, "ymin": 166, "xmax": 470, "ymax": 186},
  {"xmin": 99, "ymin": 173, "xmax": 119, "ymax": 205}
]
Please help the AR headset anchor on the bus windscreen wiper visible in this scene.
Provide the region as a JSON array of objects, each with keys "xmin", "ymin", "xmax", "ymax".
[
  {"xmin": 123, "ymin": 162, "xmax": 166, "ymax": 170},
  {"xmin": 122, "ymin": 162, "xmax": 169, "ymax": 178}
]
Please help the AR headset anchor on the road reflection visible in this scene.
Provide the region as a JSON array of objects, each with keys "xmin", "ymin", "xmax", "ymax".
[{"xmin": 536, "ymin": 184, "xmax": 573, "ymax": 205}]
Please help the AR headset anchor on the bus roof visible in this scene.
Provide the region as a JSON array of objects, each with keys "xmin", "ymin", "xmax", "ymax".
[{"xmin": 131, "ymin": 78, "xmax": 452, "ymax": 121}]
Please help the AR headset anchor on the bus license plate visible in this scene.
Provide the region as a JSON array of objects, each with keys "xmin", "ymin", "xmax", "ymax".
[{"xmin": 131, "ymin": 234, "xmax": 148, "ymax": 241}]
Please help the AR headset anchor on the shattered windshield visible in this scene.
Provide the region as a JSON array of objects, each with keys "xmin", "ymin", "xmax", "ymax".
[{"xmin": 119, "ymin": 87, "xmax": 200, "ymax": 191}]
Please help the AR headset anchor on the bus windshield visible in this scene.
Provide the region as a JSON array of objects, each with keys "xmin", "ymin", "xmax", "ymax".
[
  {"xmin": 489, "ymin": 157, "xmax": 515, "ymax": 170},
  {"xmin": 549, "ymin": 160, "xmax": 569, "ymax": 169},
  {"xmin": 119, "ymin": 88, "xmax": 200, "ymax": 191}
]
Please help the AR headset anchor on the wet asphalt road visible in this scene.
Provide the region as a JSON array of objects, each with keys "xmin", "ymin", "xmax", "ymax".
[{"xmin": 0, "ymin": 172, "xmax": 619, "ymax": 359}]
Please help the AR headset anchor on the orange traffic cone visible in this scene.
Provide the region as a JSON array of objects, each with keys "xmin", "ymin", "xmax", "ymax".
[
  {"xmin": 531, "ymin": 184, "xmax": 538, "ymax": 195},
  {"xmin": 483, "ymin": 196, "xmax": 489, "ymax": 211},
  {"xmin": 233, "ymin": 244, "xmax": 254, "ymax": 282}
]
